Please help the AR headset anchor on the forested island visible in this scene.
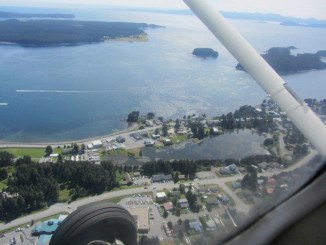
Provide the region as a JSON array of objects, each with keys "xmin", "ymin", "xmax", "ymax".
[
  {"xmin": 0, "ymin": 19, "xmax": 163, "ymax": 46},
  {"xmin": 192, "ymin": 48, "xmax": 218, "ymax": 58},
  {"xmin": 0, "ymin": 11, "xmax": 75, "ymax": 19},
  {"xmin": 236, "ymin": 47, "xmax": 326, "ymax": 75}
]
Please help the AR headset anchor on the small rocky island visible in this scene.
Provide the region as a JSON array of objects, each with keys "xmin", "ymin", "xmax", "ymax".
[
  {"xmin": 0, "ymin": 19, "xmax": 163, "ymax": 46},
  {"xmin": 192, "ymin": 48, "xmax": 218, "ymax": 58},
  {"xmin": 236, "ymin": 47, "xmax": 326, "ymax": 75}
]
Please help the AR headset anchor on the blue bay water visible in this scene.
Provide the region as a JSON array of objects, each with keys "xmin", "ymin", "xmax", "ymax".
[{"xmin": 0, "ymin": 9, "xmax": 325, "ymax": 142}]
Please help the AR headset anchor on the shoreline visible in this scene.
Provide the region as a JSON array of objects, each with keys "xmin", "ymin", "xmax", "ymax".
[
  {"xmin": 104, "ymin": 34, "xmax": 148, "ymax": 42},
  {"xmin": 0, "ymin": 123, "xmax": 140, "ymax": 148}
]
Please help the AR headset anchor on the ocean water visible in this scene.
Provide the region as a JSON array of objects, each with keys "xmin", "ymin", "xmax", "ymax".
[{"xmin": 0, "ymin": 8, "xmax": 325, "ymax": 142}]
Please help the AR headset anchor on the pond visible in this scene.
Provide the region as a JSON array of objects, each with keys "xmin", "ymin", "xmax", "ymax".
[{"xmin": 104, "ymin": 129, "xmax": 269, "ymax": 165}]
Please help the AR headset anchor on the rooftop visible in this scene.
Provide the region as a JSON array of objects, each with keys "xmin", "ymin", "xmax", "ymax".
[
  {"xmin": 126, "ymin": 207, "xmax": 149, "ymax": 232},
  {"xmin": 156, "ymin": 192, "xmax": 167, "ymax": 199}
]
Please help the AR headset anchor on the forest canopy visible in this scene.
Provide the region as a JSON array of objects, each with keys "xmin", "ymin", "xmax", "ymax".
[
  {"xmin": 0, "ymin": 19, "xmax": 163, "ymax": 46},
  {"xmin": 236, "ymin": 47, "xmax": 326, "ymax": 74}
]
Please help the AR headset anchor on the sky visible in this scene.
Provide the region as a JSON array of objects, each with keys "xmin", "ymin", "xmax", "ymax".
[{"xmin": 0, "ymin": 0, "xmax": 325, "ymax": 20}]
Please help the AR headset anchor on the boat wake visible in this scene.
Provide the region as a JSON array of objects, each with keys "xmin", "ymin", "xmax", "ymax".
[{"xmin": 16, "ymin": 90, "xmax": 104, "ymax": 93}]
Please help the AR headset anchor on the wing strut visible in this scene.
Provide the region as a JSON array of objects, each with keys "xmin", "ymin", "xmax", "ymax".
[{"xmin": 183, "ymin": 0, "xmax": 326, "ymax": 157}]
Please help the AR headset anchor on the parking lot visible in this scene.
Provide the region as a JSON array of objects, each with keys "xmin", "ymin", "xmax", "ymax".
[
  {"xmin": 119, "ymin": 194, "xmax": 169, "ymax": 241},
  {"xmin": 0, "ymin": 223, "xmax": 38, "ymax": 245}
]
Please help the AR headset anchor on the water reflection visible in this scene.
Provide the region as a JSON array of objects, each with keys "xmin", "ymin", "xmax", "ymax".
[{"xmin": 104, "ymin": 129, "xmax": 268, "ymax": 165}]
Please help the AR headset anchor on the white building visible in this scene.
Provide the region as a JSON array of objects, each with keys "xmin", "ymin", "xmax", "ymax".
[
  {"xmin": 92, "ymin": 140, "xmax": 103, "ymax": 149},
  {"xmin": 156, "ymin": 192, "xmax": 167, "ymax": 200}
]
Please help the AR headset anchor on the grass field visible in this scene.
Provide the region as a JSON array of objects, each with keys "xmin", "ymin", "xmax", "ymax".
[
  {"xmin": 0, "ymin": 147, "xmax": 62, "ymax": 158},
  {"xmin": 225, "ymin": 181, "xmax": 234, "ymax": 190},
  {"xmin": 109, "ymin": 148, "xmax": 142, "ymax": 158},
  {"xmin": 0, "ymin": 166, "xmax": 17, "ymax": 189},
  {"xmin": 58, "ymin": 188, "xmax": 71, "ymax": 202},
  {"xmin": 0, "ymin": 179, "xmax": 7, "ymax": 189},
  {"xmin": 170, "ymin": 134, "xmax": 188, "ymax": 144}
]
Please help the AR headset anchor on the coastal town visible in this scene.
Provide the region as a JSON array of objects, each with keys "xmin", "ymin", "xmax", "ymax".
[{"xmin": 0, "ymin": 97, "xmax": 325, "ymax": 245}]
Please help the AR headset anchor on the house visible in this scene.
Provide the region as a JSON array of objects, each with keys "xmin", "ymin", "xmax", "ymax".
[
  {"xmin": 92, "ymin": 140, "xmax": 103, "ymax": 149},
  {"xmin": 212, "ymin": 127, "xmax": 219, "ymax": 134},
  {"xmin": 176, "ymin": 129, "xmax": 186, "ymax": 135},
  {"xmin": 206, "ymin": 196, "xmax": 219, "ymax": 205},
  {"xmin": 152, "ymin": 174, "xmax": 163, "ymax": 182},
  {"xmin": 122, "ymin": 173, "xmax": 133, "ymax": 185},
  {"xmin": 178, "ymin": 175, "xmax": 186, "ymax": 180},
  {"xmin": 170, "ymin": 191, "xmax": 181, "ymax": 197},
  {"xmin": 116, "ymin": 136, "xmax": 126, "ymax": 143},
  {"xmin": 163, "ymin": 174, "xmax": 173, "ymax": 181},
  {"xmin": 271, "ymin": 162, "xmax": 281, "ymax": 168},
  {"xmin": 258, "ymin": 162, "xmax": 269, "ymax": 170},
  {"xmin": 163, "ymin": 202, "xmax": 174, "ymax": 212},
  {"xmin": 198, "ymin": 188, "xmax": 209, "ymax": 194},
  {"xmin": 151, "ymin": 134, "xmax": 160, "ymax": 140},
  {"xmin": 200, "ymin": 120, "xmax": 207, "ymax": 126},
  {"xmin": 219, "ymin": 167, "xmax": 231, "ymax": 175},
  {"xmin": 152, "ymin": 174, "xmax": 172, "ymax": 182},
  {"xmin": 133, "ymin": 172, "xmax": 141, "ymax": 177},
  {"xmin": 163, "ymin": 138, "xmax": 172, "ymax": 145},
  {"xmin": 226, "ymin": 164, "xmax": 239, "ymax": 174},
  {"xmin": 206, "ymin": 220, "xmax": 216, "ymax": 230},
  {"xmin": 167, "ymin": 128, "xmax": 175, "ymax": 135},
  {"xmin": 144, "ymin": 139, "xmax": 155, "ymax": 147},
  {"xmin": 140, "ymin": 115, "xmax": 147, "ymax": 123},
  {"xmin": 130, "ymin": 132, "xmax": 142, "ymax": 141},
  {"xmin": 232, "ymin": 182, "xmax": 242, "ymax": 189},
  {"xmin": 266, "ymin": 178, "xmax": 278, "ymax": 194},
  {"xmin": 156, "ymin": 192, "xmax": 167, "ymax": 201},
  {"xmin": 210, "ymin": 187, "xmax": 219, "ymax": 193},
  {"xmin": 218, "ymin": 194, "xmax": 229, "ymax": 205},
  {"xmin": 189, "ymin": 222, "xmax": 202, "ymax": 233},
  {"xmin": 206, "ymin": 121, "xmax": 213, "ymax": 127},
  {"xmin": 62, "ymin": 148, "xmax": 73, "ymax": 155},
  {"xmin": 178, "ymin": 199, "xmax": 189, "ymax": 209},
  {"xmin": 146, "ymin": 120, "xmax": 153, "ymax": 127}
]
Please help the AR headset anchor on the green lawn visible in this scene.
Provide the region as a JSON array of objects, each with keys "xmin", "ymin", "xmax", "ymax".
[
  {"xmin": 225, "ymin": 181, "xmax": 234, "ymax": 190},
  {"xmin": 0, "ymin": 179, "xmax": 7, "ymax": 189},
  {"xmin": 0, "ymin": 166, "xmax": 16, "ymax": 190},
  {"xmin": 170, "ymin": 134, "xmax": 188, "ymax": 144},
  {"xmin": 58, "ymin": 188, "xmax": 71, "ymax": 202},
  {"xmin": 111, "ymin": 184, "xmax": 145, "ymax": 192},
  {"xmin": 0, "ymin": 147, "xmax": 61, "ymax": 158},
  {"xmin": 109, "ymin": 148, "xmax": 142, "ymax": 158}
]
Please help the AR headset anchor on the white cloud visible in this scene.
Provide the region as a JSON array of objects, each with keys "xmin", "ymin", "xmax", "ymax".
[{"xmin": 0, "ymin": 0, "xmax": 325, "ymax": 19}]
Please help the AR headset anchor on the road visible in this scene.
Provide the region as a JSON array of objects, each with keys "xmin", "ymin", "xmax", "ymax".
[{"xmin": 0, "ymin": 149, "xmax": 318, "ymax": 232}]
